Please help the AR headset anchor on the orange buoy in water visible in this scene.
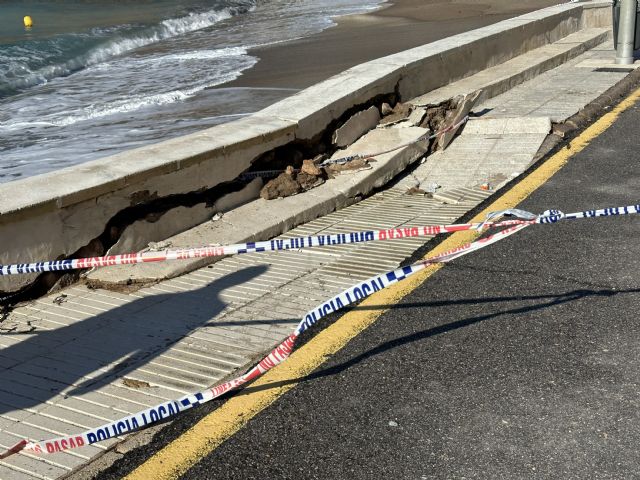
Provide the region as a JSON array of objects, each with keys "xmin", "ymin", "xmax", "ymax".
[{"xmin": 23, "ymin": 15, "xmax": 33, "ymax": 28}]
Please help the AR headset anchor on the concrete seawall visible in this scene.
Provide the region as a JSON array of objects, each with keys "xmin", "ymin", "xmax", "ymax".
[{"xmin": 0, "ymin": 2, "xmax": 611, "ymax": 295}]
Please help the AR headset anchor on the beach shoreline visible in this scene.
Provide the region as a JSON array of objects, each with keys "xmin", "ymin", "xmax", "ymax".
[{"xmin": 222, "ymin": 0, "xmax": 564, "ymax": 90}]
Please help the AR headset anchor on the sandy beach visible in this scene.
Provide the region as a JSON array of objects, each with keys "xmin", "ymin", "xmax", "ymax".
[{"xmin": 224, "ymin": 0, "xmax": 564, "ymax": 89}]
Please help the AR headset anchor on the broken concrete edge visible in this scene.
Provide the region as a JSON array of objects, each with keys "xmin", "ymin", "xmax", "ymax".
[
  {"xmin": 533, "ymin": 66, "xmax": 640, "ymax": 164},
  {"xmin": 87, "ymin": 127, "xmax": 429, "ymax": 288},
  {"xmin": 0, "ymin": 1, "xmax": 611, "ymax": 297},
  {"xmin": 438, "ymin": 90, "xmax": 483, "ymax": 151}
]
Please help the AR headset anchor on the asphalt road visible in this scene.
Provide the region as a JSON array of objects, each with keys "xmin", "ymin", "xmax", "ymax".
[{"xmin": 98, "ymin": 102, "xmax": 640, "ymax": 479}]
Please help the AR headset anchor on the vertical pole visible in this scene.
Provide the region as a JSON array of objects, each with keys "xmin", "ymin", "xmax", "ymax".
[{"xmin": 616, "ymin": 0, "xmax": 638, "ymax": 64}]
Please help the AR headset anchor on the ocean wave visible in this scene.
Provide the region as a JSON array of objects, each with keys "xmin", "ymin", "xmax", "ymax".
[
  {"xmin": 0, "ymin": 52, "xmax": 258, "ymax": 131},
  {"xmin": 0, "ymin": 4, "xmax": 253, "ymax": 95},
  {"xmin": 83, "ymin": 8, "xmax": 237, "ymax": 65}
]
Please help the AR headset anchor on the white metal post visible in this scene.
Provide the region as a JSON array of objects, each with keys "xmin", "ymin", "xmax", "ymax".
[{"xmin": 616, "ymin": 0, "xmax": 638, "ymax": 64}]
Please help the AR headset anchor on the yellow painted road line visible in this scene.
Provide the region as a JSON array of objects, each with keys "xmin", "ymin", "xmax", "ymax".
[{"xmin": 125, "ymin": 86, "xmax": 640, "ymax": 480}]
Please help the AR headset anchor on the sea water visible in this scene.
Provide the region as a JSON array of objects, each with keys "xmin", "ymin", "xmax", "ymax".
[{"xmin": 0, "ymin": 0, "xmax": 382, "ymax": 183}]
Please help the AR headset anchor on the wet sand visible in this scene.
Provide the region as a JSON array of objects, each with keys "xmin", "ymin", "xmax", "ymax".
[{"xmin": 224, "ymin": 0, "xmax": 564, "ymax": 90}]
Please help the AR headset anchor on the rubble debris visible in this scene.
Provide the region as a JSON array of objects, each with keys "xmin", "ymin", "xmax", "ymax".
[
  {"xmin": 379, "ymin": 102, "xmax": 413, "ymax": 126},
  {"xmin": 260, "ymin": 170, "xmax": 302, "ymax": 200},
  {"xmin": 324, "ymin": 158, "xmax": 372, "ymax": 177},
  {"xmin": 406, "ymin": 182, "xmax": 438, "ymax": 197},
  {"xmin": 381, "ymin": 102, "xmax": 393, "ymax": 115},
  {"xmin": 260, "ymin": 161, "xmax": 327, "ymax": 200},
  {"xmin": 147, "ymin": 240, "xmax": 173, "ymax": 251},
  {"xmin": 419, "ymin": 103, "xmax": 450, "ymax": 131},
  {"xmin": 406, "ymin": 186, "xmax": 431, "ymax": 197},
  {"xmin": 297, "ymin": 172, "xmax": 325, "ymax": 191},
  {"xmin": 552, "ymin": 121, "xmax": 578, "ymax": 138}
]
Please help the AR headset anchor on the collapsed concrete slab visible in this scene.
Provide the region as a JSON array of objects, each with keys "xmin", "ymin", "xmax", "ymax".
[
  {"xmin": 418, "ymin": 115, "xmax": 552, "ymax": 194},
  {"xmin": 0, "ymin": 2, "xmax": 613, "ymax": 298},
  {"xmin": 0, "ymin": 117, "xmax": 296, "ymax": 294},
  {"xmin": 438, "ymin": 90, "xmax": 483, "ymax": 150},
  {"xmin": 332, "ymin": 106, "xmax": 381, "ymax": 147},
  {"xmin": 87, "ymin": 126, "xmax": 429, "ymax": 287}
]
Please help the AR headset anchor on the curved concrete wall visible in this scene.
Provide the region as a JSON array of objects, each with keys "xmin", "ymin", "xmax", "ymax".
[{"xmin": 0, "ymin": 2, "xmax": 611, "ymax": 293}]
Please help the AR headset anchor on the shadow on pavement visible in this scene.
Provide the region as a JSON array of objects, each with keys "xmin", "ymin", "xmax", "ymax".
[
  {"xmin": 236, "ymin": 286, "xmax": 640, "ymax": 396},
  {"xmin": 0, "ymin": 265, "xmax": 267, "ymax": 414}
]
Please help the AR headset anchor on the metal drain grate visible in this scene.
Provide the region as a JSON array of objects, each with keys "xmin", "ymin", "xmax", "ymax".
[{"xmin": 593, "ymin": 67, "xmax": 634, "ymax": 73}]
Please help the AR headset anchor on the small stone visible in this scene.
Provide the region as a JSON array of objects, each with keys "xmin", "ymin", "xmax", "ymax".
[
  {"xmin": 147, "ymin": 240, "xmax": 173, "ymax": 251},
  {"xmin": 301, "ymin": 159, "xmax": 322, "ymax": 176},
  {"xmin": 381, "ymin": 102, "xmax": 393, "ymax": 115},
  {"xmin": 388, "ymin": 421, "xmax": 398, "ymax": 427},
  {"xmin": 211, "ymin": 213, "xmax": 223, "ymax": 222},
  {"xmin": 122, "ymin": 378, "xmax": 151, "ymax": 389},
  {"xmin": 407, "ymin": 186, "xmax": 427, "ymax": 196},
  {"xmin": 285, "ymin": 165, "xmax": 295, "ymax": 175},
  {"xmin": 53, "ymin": 294, "xmax": 68, "ymax": 305}
]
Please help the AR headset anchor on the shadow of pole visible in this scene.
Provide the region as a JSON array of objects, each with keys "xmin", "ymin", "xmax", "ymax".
[
  {"xmin": 235, "ymin": 287, "xmax": 638, "ymax": 397},
  {"xmin": 0, "ymin": 265, "xmax": 268, "ymax": 414}
]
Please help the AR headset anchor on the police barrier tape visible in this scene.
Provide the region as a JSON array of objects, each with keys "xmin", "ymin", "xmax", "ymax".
[
  {"xmin": 1, "ymin": 203, "xmax": 639, "ymax": 277},
  {"xmin": 0, "ymin": 223, "xmax": 529, "ymax": 458}
]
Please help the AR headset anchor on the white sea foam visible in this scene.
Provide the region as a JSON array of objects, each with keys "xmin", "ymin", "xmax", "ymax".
[
  {"xmin": 85, "ymin": 9, "xmax": 234, "ymax": 64},
  {"xmin": 143, "ymin": 47, "xmax": 249, "ymax": 63},
  {"xmin": 0, "ymin": 53, "xmax": 258, "ymax": 131}
]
